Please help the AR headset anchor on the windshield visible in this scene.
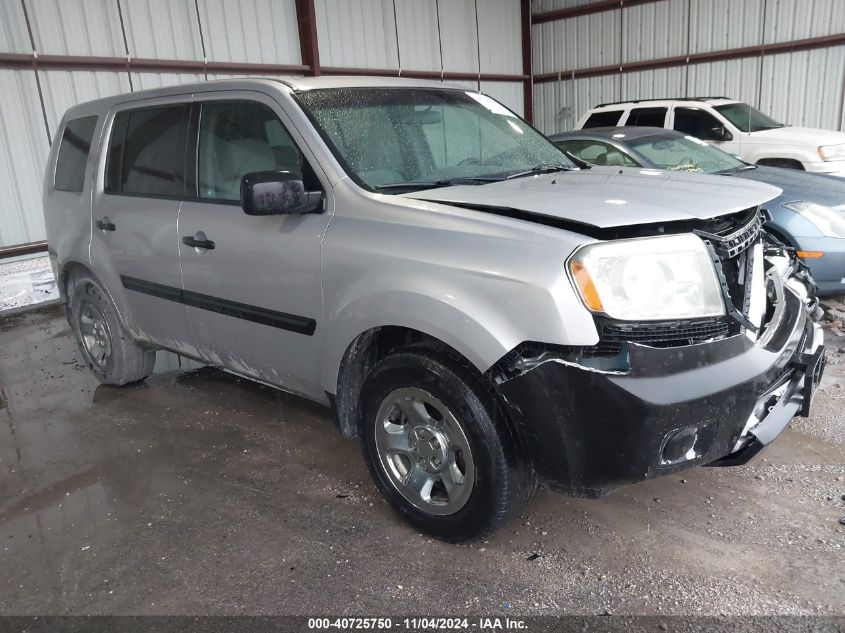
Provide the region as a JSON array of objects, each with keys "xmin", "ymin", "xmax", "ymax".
[
  {"xmin": 714, "ymin": 102, "xmax": 784, "ymax": 133},
  {"xmin": 629, "ymin": 134, "xmax": 748, "ymax": 174},
  {"xmin": 295, "ymin": 88, "xmax": 572, "ymax": 192}
]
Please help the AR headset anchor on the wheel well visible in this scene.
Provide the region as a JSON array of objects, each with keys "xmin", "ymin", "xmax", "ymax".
[
  {"xmin": 756, "ymin": 157, "xmax": 805, "ymax": 170},
  {"xmin": 333, "ymin": 326, "xmax": 464, "ymax": 438},
  {"xmin": 60, "ymin": 262, "xmax": 95, "ymax": 308}
]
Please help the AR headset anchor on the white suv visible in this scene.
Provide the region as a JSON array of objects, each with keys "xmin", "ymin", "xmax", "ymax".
[{"xmin": 576, "ymin": 97, "xmax": 845, "ymax": 176}]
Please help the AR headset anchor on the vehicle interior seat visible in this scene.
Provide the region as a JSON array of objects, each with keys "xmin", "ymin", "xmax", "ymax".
[
  {"xmin": 603, "ymin": 150, "xmax": 628, "ymax": 166},
  {"xmin": 217, "ymin": 138, "xmax": 276, "ymax": 200}
]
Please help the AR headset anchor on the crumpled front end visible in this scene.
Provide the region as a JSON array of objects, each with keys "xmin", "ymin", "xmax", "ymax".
[{"xmin": 490, "ymin": 209, "xmax": 826, "ymax": 497}]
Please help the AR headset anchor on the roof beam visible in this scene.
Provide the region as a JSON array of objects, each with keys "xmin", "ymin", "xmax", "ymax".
[
  {"xmin": 532, "ymin": 0, "xmax": 660, "ymax": 25},
  {"xmin": 534, "ymin": 33, "xmax": 845, "ymax": 83}
]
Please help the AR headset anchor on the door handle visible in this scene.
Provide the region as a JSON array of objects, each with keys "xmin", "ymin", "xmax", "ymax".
[
  {"xmin": 95, "ymin": 218, "xmax": 116, "ymax": 231},
  {"xmin": 182, "ymin": 235, "xmax": 215, "ymax": 250}
]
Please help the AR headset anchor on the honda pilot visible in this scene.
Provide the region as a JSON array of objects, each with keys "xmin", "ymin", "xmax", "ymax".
[{"xmin": 43, "ymin": 77, "xmax": 825, "ymax": 541}]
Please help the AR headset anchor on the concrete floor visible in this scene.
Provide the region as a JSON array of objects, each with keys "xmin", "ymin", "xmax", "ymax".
[{"xmin": 1, "ymin": 304, "xmax": 844, "ymax": 616}]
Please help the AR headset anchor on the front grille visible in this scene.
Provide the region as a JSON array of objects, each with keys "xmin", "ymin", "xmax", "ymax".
[
  {"xmin": 602, "ymin": 319, "xmax": 729, "ymax": 347},
  {"xmin": 708, "ymin": 209, "xmax": 763, "ymax": 259}
]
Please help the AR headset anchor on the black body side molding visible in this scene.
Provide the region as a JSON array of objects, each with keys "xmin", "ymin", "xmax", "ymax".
[{"xmin": 120, "ymin": 275, "xmax": 317, "ymax": 336}]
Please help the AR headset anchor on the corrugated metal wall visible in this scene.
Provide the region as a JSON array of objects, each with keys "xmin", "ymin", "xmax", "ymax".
[
  {"xmin": 0, "ymin": 0, "xmax": 526, "ymax": 251},
  {"xmin": 533, "ymin": 0, "xmax": 845, "ymax": 135}
]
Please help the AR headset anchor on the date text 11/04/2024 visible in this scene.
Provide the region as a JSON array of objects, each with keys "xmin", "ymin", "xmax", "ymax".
[{"xmin": 307, "ymin": 617, "xmax": 528, "ymax": 630}]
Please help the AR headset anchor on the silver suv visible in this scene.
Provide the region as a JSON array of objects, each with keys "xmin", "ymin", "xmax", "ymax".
[{"xmin": 43, "ymin": 77, "xmax": 825, "ymax": 541}]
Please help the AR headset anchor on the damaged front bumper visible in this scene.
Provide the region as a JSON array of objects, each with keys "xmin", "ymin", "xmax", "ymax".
[{"xmin": 492, "ymin": 265, "xmax": 825, "ymax": 497}]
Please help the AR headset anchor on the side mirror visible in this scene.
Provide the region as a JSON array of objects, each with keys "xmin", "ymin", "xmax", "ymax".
[
  {"xmin": 709, "ymin": 126, "xmax": 733, "ymax": 142},
  {"xmin": 240, "ymin": 171, "xmax": 323, "ymax": 216}
]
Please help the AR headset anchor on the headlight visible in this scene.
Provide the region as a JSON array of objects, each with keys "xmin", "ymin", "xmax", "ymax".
[
  {"xmin": 817, "ymin": 144, "xmax": 845, "ymax": 161},
  {"xmin": 568, "ymin": 234, "xmax": 725, "ymax": 321},
  {"xmin": 782, "ymin": 201, "xmax": 845, "ymax": 238}
]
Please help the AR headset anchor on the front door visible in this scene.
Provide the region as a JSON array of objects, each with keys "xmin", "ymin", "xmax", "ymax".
[
  {"xmin": 177, "ymin": 94, "xmax": 331, "ymax": 400},
  {"xmin": 90, "ymin": 100, "xmax": 197, "ymax": 355},
  {"xmin": 671, "ymin": 106, "xmax": 742, "ymax": 156}
]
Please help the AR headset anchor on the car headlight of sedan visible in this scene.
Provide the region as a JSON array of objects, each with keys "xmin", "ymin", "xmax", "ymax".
[
  {"xmin": 782, "ymin": 201, "xmax": 845, "ymax": 238},
  {"xmin": 817, "ymin": 144, "xmax": 845, "ymax": 161},
  {"xmin": 568, "ymin": 234, "xmax": 725, "ymax": 321}
]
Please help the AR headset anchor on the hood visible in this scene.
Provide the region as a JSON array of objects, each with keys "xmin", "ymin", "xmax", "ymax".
[
  {"xmin": 747, "ymin": 126, "xmax": 845, "ymax": 146},
  {"xmin": 730, "ymin": 165, "xmax": 845, "ymax": 209},
  {"xmin": 402, "ymin": 167, "xmax": 781, "ymax": 229}
]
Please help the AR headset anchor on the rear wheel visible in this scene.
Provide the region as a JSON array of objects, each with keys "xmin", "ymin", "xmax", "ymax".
[
  {"xmin": 70, "ymin": 276, "xmax": 156, "ymax": 385},
  {"xmin": 359, "ymin": 347, "xmax": 535, "ymax": 541}
]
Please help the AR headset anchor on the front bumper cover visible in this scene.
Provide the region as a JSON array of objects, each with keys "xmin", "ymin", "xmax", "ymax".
[{"xmin": 493, "ymin": 282, "xmax": 825, "ymax": 497}]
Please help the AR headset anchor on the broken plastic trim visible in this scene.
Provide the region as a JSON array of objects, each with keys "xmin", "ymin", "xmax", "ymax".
[
  {"xmin": 700, "ymin": 239, "xmax": 758, "ymax": 333},
  {"xmin": 489, "ymin": 341, "xmax": 631, "ymax": 384}
]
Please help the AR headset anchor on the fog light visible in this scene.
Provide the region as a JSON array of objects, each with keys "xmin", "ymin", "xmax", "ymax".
[{"xmin": 660, "ymin": 427, "xmax": 699, "ymax": 466}]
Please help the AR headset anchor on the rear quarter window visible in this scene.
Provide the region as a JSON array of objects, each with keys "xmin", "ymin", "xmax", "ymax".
[
  {"xmin": 582, "ymin": 110, "xmax": 623, "ymax": 128},
  {"xmin": 54, "ymin": 115, "xmax": 98, "ymax": 192}
]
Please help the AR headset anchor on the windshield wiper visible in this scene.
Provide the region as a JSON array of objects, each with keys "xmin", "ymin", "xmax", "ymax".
[
  {"xmin": 562, "ymin": 151, "xmax": 593, "ymax": 170},
  {"xmin": 504, "ymin": 164, "xmax": 579, "ymax": 180},
  {"xmin": 374, "ymin": 176, "xmax": 502, "ymax": 192},
  {"xmin": 714, "ymin": 164, "xmax": 757, "ymax": 175},
  {"xmin": 375, "ymin": 165, "xmax": 578, "ymax": 191}
]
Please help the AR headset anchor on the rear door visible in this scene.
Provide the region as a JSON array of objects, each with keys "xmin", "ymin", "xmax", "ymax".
[
  {"xmin": 622, "ymin": 106, "xmax": 669, "ymax": 128},
  {"xmin": 177, "ymin": 92, "xmax": 332, "ymax": 400},
  {"xmin": 89, "ymin": 98, "xmax": 197, "ymax": 355}
]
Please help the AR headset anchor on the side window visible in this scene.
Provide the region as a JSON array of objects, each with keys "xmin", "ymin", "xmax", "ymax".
[
  {"xmin": 106, "ymin": 105, "xmax": 190, "ymax": 197},
  {"xmin": 558, "ymin": 140, "xmax": 637, "ymax": 167},
  {"xmin": 625, "ymin": 107, "xmax": 668, "ymax": 127},
  {"xmin": 198, "ymin": 101, "xmax": 318, "ymax": 202},
  {"xmin": 55, "ymin": 115, "xmax": 98, "ymax": 192},
  {"xmin": 582, "ymin": 110, "xmax": 624, "ymax": 128},
  {"xmin": 673, "ymin": 107, "xmax": 723, "ymax": 141}
]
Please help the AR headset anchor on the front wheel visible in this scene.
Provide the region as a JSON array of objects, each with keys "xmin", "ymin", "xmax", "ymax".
[{"xmin": 359, "ymin": 347, "xmax": 535, "ymax": 541}]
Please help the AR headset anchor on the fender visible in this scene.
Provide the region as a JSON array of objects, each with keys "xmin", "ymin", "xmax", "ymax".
[{"xmin": 319, "ymin": 276, "xmax": 599, "ymax": 397}]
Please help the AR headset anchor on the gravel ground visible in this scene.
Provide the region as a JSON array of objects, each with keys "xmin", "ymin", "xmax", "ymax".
[
  {"xmin": 0, "ymin": 302, "xmax": 843, "ymax": 616},
  {"xmin": 0, "ymin": 255, "xmax": 58, "ymax": 312}
]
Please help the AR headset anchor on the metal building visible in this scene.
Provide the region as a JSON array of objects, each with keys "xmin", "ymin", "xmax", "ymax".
[
  {"xmin": 532, "ymin": 0, "xmax": 845, "ymax": 134},
  {"xmin": 0, "ymin": 0, "xmax": 531, "ymax": 254},
  {"xmin": 2, "ymin": 0, "xmax": 845, "ymax": 255}
]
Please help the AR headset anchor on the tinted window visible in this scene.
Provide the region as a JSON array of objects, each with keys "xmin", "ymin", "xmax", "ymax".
[
  {"xmin": 106, "ymin": 105, "xmax": 190, "ymax": 197},
  {"xmin": 55, "ymin": 115, "xmax": 98, "ymax": 192},
  {"xmin": 626, "ymin": 107, "xmax": 668, "ymax": 127},
  {"xmin": 673, "ymin": 108, "xmax": 723, "ymax": 140},
  {"xmin": 198, "ymin": 101, "xmax": 315, "ymax": 202},
  {"xmin": 582, "ymin": 110, "xmax": 623, "ymax": 128}
]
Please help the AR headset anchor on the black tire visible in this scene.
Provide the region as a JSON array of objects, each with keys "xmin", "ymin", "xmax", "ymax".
[
  {"xmin": 69, "ymin": 275, "xmax": 156, "ymax": 385},
  {"xmin": 360, "ymin": 346, "xmax": 535, "ymax": 541}
]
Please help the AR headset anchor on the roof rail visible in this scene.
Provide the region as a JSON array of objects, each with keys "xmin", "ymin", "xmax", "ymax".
[{"xmin": 594, "ymin": 96, "xmax": 732, "ymax": 108}]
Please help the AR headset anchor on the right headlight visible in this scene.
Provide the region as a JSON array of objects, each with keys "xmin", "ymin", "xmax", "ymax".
[
  {"xmin": 782, "ymin": 201, "xmax": 845, "ymax": 238},
  {"xmin": 568, "ymin": 234, "xmax": 725, "ymax": 321}
]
